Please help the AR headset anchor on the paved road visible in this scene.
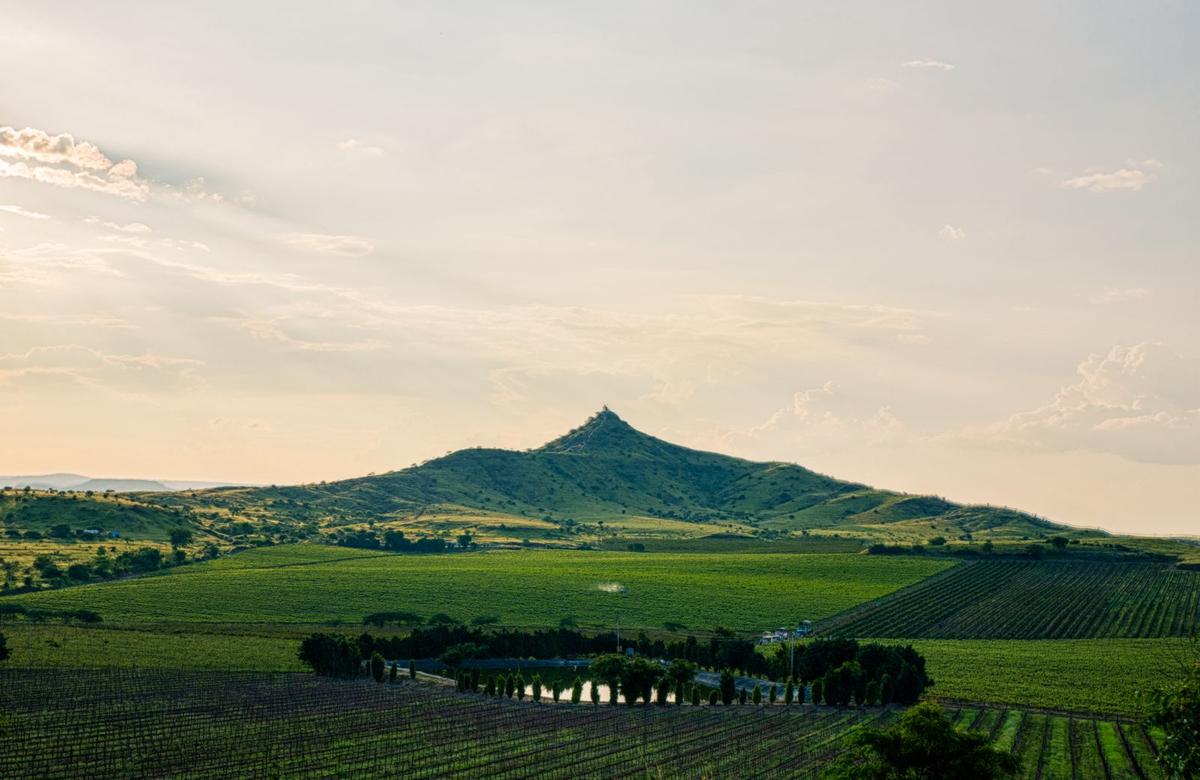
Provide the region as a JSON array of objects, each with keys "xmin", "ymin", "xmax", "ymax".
[{"xmin": 693, "ymin": 670, "xmax": 805, "ymax": 702}]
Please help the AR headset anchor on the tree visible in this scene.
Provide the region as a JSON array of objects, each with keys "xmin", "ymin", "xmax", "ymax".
[
  {"xmin": 552, "ymin": 679, "xmax": 563, "ymax": 703},
  {"xmin": 531, "ymin": 674, "xmax": 542, "ymax": 703},
  {"xmin": 591, "ymin": 655, "xmax": 627, "ymax": 708},
  {"xmin": 691, "ymin": 686, "xmax": 701, "ymax": 706},
  {"xmin": 822, "ymin": 702, "xmax": 1020, "ymax": 779},
  {"xmin": 298, "ymin": 633, "xmax": 361, "ymax": 678},
  {"xmin": 720, "ymin": 669, "xmax": 736, "ymax": 706},
  {"xmin": 389, "ymin": 662, "xmax": 398, "ymax": 683},
  {"xmin": 370, "ymin": 652, "xmax": 386, "ymax": 682},
  {"xmin": 457, "ymin": 531, "xmax": 473, "ymax": 549},
  {"xmin": 880, "ymin": 673, "xmax": 894, "ymax": 706},
  {"xmin": 571, "ymin": 677, "xmax": 583, "ymax": 704},
  {"xmin": 674, "ymin": 679, "xmax": 686, "ymax": 706},
  {"xmin": 656, "ymin": 677, "xmax": 671, "ymax": 705},
  {"xmin": 822, "ymin": 671, "xmax": 838, "ymax": 706},
  {"xmin": 514, "ymin": 673, "xmax": 526, "ymax": 701},
  {"xmin": 865, "ymin": 680, "xmax": 880, "ymax": 707},
  {"xmin": 785, "ymin": 681, "xmax": 795, "ymax": 705},
  {"xmin": 1049, "ymin": 535, "xmax": 1070, "ymax": 551},
  {"xmin": 769, "ymin": 684, "xmax": 778, "ymax": 705},
  {"xmin": 590, "ymin": 679, "xmax": 601, "ymax": 705},
  {"xmin": 812, "ymin": 679, "xmax": 824, "ymax": 707},
  {"xmin": 1148, "ymin": 661, "xmax": 1200, "ymax": 778},
  {"xmin": 0, "ymin": 632, "xmax": 9, "ymax": 662},
  {"xmin": 708, "ymin": 691, "xmax": 719, "ymax": 706},
  {"xmin": 738, "ymin": 689, "xmax": 748, "ymax": 705},
  {"xmin": 408, "ymin": 660, "xmax": 416, "ymax": 680},
  {"xmin": 169, "ymin": 528, "xmax": 193, "ymax": 548},
  {"xmin": 752, "ymin": 685, "xmax": 763, "ymax": 705}
]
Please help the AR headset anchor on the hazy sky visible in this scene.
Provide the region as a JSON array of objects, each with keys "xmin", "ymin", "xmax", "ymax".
[{"xmin": 1, "ymin": 2, "xmax": 1197, "ymax": 535}]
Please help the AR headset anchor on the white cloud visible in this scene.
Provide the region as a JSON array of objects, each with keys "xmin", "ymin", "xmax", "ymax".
[
  {"xmin": 964, "ymin": 343, "xmax": 1200, "ymax": 464},
  {"xmin": 1059, "ymin": 162, "xmax": 1160, "ymax": 193},
  {"xmin": 1089, "ymin": 287, "xmax": 1151, "ymax": 305},
  {"xmin": 337, "ymin": 138, "xmax": 385, "ymax": 158},
  {"xmin": 85, "ymin": 216, "xmax": 151, "ymax": 233},
  {"xmin": 0, "ymin": 126, "xmax": 149, "ymax": 201},
  {"xmin": 283, "ymin": 232, "xmax": 375, "ymax": 257},
  {"xmin": 938, "ymin": 224, "xmax": 965, "ymax": 241},
  {"xmin": 902, "ymin": 59, "xmax": 955, "ymax": 71},
  {"xmin": 0, "ymin": 204, "xmax": 51, "ymax": 220}
]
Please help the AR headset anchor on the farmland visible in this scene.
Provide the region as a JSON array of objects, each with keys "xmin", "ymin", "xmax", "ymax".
[
  {"xmin": 11, "ymin": 544, "xmax": 954, "ymax": 630},
  {"xmin": 0, "ymin": 668, "xmax": 1167, "ymax": 779},
  {"xmin": 821, "ymin": 559, "xmax": 1200, "ymax": 639}
]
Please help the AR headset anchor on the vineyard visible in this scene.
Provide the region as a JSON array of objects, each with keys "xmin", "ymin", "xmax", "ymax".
[
  {"xmin": 0, "ymin": 669, "xmax": 1166, "ymax": 779},
  {"xmin": 821, "ymin": 559, "xmax": 1200, "ymax": 639}
]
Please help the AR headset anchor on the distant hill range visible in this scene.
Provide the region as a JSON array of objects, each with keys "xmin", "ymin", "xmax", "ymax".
[
  {"xmin": 138, "ymin": 408, "xmax": 1071, "ymax": 543},
  {"xmin": 0, "ymin": 473, "xmax": 246, "ymax": 493}
]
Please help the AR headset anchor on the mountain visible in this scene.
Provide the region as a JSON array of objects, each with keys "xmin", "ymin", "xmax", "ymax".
[
  {"xmin": 140, "ymin": 409, "xmax": 1072, "ymax": 545},
  {"xmin": 0, "ymin": 475, "xmax": 245, "ymax": 492}
]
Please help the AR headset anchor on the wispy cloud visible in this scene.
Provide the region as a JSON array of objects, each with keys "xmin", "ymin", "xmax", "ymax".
[
  {"xmin": 84, "ymin": 216, "xmax": 151, "ymax": 233},
  {"xmin": 1060, "ymin": 160, "xmax": 1162, "ymax": 193},
  {"xmin": 337, "ymin": 138, "xmax": 385, "ymax": 158},
  {"xmin": 283, "ymin": 232, "xmax": 375, "ymax": 257},
  {"xmin": 0, "ymin": 204, "xmax": 51, "ymax": 220},
  {"xmin": 0, "ymin": 126, "xmax": 149, "ymax": 201},
  {"xmin": 902, "ymin": 59, "xmax": 955, "ymax": 71},
  {"xmin": 1089, "ymin": 287, "xmax": 1151, "ymax": 305}
]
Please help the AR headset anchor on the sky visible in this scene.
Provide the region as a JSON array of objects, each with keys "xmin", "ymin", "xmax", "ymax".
[{"xmin": 1, "ymin": 2, "xmax": 1197, "ymax": 536}]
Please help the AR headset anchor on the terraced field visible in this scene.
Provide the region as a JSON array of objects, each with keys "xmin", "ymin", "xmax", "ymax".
[
  {"xmin": 11, "ymin": 544, "xmax": 954, "ymax": 631},
  {"xmin": 0, "ymin": 669, "xmax": 1166, "ymax": 779},
  {"xmin": 822, "ymin": 559, "xmax": 1200, "ymax": 639}
]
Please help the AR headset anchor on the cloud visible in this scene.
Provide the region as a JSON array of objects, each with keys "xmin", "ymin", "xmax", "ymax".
[
  {"xmin": 84, "ymin": 216, "xmax": 151, "ymax": 233},
  {"xmin": 283, "ymin": 232, "xmax": 375, "ymax": 257},
  {"xmin": 1089, "ymin": 287, "xmax": 1151, "ymax": 305},
  {"xmin": 1059, "ymin": 161, "xmax": 1162, "ymax": 193},
  {"xmin": 737, "ymin": 382, "xmax": 906, "ymax": 452},
  {"xmin": 0, "ymin": 126, "xmax": 149, "ymax": 201},
  {"xmin": 0, "ymin": 204, "xmax": 51, "ymax": 220},
  {"xmin": 963, "ymin": 343, "xmax": 1200, "ymax": 464},
  {"xmin": 902, "ymin": 59, "xmax": 955, "ymax": 71},
  {"xmin": 0, "ymin": 344, "xmax": 203, "ymax": 396},
  {"xmin": 938, "ymin": 224, "xmax": 965, "ymax": 242},
  {"xmin": 337, "ymin": 138, "xmax": 385, "ymax": 158}
]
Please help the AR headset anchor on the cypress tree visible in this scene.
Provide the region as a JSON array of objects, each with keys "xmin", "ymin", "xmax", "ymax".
[
  {"xmin": 408, "ymin": 660, "xmax": 416, "ymax": 680},
  {"xmin": 865, "ymin": 680, "xmax": 880, "ymax": 707},
  {"xmin": 880, "ymin": 673, "xmax": 894, "ymax": 706},
  {"xmin": 674, "ymin": 679, "xmax": 685, "ymax": 706},
  {"xmin": 691, "ymin": 685, "xmax": 701, "ymax": 706},
  {"xmin": 811, "ymin": 679, "xmax": 824, "ymax": 707},
  {"xmin": 485, "ymin": 676, "xmax": 496, "ymax": 696},
  {"xmin": 552, "ymin": 680, "xmax": 563, "ymax": 703},
  {"xmin": 590, "ymin": 679, "xmax": 601, "ymax": 705},
  {"xmin": 656, "ymin": 677, "xmax": 670, "ymax": 706},
  {"xmin": 531, "ymin": 674, "xmax": 542, "ymax": 703},
  {"xmin": 370, "ymin": 652, "xmax": 386, "ymax": 683},
  {"xmin": 752, "ymin": 685, "xmax": 762, "ymax": 705},
  {"xmin": 708, "ymin": 691, "xmax": 718, "ymax": 706},
  {"xmin": 515, "ymin": 673, "xmax": 526, "ymax": 701},
  {"xmin": 822, "ymin": 671, "xmax": 838, "ymax": 706},
  {"xmin": 720, "ymin": 669, "xmax": 736, "ymax": 706},
  {"xmin": 505, "ymin": 674, "xmax": 516, "ymax": 699},
  {"xmin": 571, "ymin": 677, "xmax": 583, "ymax": 704},
  {"xmin": 738, "ymin": 689, "xmax": 748, "ymax": 706},
  {"xmin": 389, "ymin": 663, "xmax": 397, "ymax": 683},
  {"xmin": 784, "ymin": 681, "xmax": 794, "ymax": 705},
  {"xmin": 470, "ymin": 669, "xmax": 480, "ymax": 692}
]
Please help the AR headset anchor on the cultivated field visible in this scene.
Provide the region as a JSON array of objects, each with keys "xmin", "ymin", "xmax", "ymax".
[
  {"xmin": 0, "ymin": 669, "xmax": 1166, "ymax": 779},
  {"xmin": 12, "ymin": 544, "xmax": 954, "ymax": 630},
  {"xmin": 821, "ymin": 559, "xmax": 1200, "ymax": 639}
]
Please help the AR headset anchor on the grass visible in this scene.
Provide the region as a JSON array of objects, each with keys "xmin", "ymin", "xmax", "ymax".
[
  {"xmin": 823, "ymin": 559, "xmax": 1200, "ymax": 638},
  {"xmin": 902, "ymin": 638, "xmax": 1190, "ymax": 716},
  {"xmin": 0, "ymin": 623, "xmax": 302, "ymax": 671},
  {"xmin": 9, "ymin": 543, "xmax": 954, "ymax": 630}
]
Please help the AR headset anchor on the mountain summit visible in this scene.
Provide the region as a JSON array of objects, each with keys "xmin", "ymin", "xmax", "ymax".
[{"xmin": 154, "ymin": 409, "xmax": 1066, "ymax": 545}]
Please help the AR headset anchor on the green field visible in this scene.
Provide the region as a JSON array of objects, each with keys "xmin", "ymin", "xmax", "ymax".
[
  {"xmin": 905, "ymin": 638, "xmax": 1189, "ymax": 717},
  {"xmin": 822, "ymin": 559, "xmax": 1200, "ymax": 639},
  {"xmin": 10, "ymin": 544, "xmax": 954, "ymax": 630},
  {"xmin": 0, "ymin": 669, "xmax": 1168, "ymax": 779}
]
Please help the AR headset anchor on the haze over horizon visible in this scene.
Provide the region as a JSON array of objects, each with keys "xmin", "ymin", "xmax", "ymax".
[{"xmin": 1, "ymin": 2, "xmax": 1197, "ymax": 536}]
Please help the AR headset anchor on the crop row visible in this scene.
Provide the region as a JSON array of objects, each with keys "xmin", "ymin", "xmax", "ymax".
[
  {"xmin": 0, "ymin": 669, "xmax": 1166, "ymax": 779},
  {"xmin": 822, "ymin": 560, "xmax": 1200, "ymax": 639}
]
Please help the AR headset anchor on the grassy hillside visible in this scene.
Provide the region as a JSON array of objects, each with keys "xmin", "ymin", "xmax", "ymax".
[
  {"xmin": 134, "ymin": 409, "xmax": 1108, "ymax": 550},
  {"xmin": 12, "ymin": 543, "xmax": 953, "ymax": 630}
]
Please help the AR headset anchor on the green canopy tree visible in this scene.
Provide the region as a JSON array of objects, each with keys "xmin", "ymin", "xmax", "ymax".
[
  {"xmin": 823, "ymin": 702, "xmax": 1019, "ymax": 779},
  {"xmin": 1148, "ymin": 661, "xmax": 1200, "ymax": 778}
]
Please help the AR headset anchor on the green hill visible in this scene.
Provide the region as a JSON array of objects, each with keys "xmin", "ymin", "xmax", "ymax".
[{"xmin": 129, "ymin": 408, "xmax": 1084, "ymax": 547}]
